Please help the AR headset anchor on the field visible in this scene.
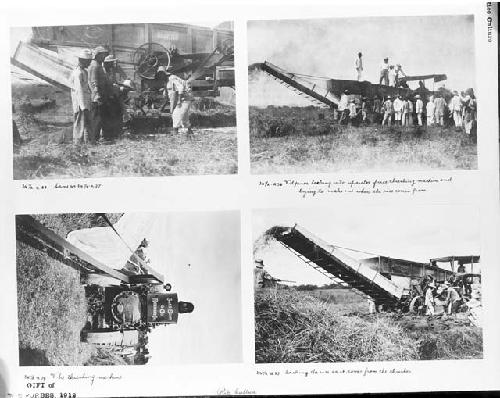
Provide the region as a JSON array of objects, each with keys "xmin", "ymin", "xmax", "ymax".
[
  {"xmin": 249, "ymin": 106, "xmax": 477, "ymax": 174},
  {"xmin": 255, "ymin": 288, "xmax": 482, "ymax": 363},
  {"xmin": 12, "ymin": 81, "xmax": 237, "ymax": 179},
  {"xmin": 16, "ymin": 214, "xmax": 124, "ymax": 366}
]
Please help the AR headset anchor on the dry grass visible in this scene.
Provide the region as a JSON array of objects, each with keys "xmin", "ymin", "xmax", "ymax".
[
  {"xmin": 16, "ymin": 214, "xmax": 125, "ymax": 366},
  {"xmin": 250, "ymin": 106, "xmax": 477, "ymax": 174},
  {"xmin": 255, "ymin": 289, "xmax": 483, "ymax": 363},
  {"xmin": 255, "ymin": 289, "xmax": 419, "ymax": 363},
  {"xmin": 14, "ymin": 128, "xmax": 237, "ymax": 179},
  {"xmin": 17, "ymin": 240, "xmax": 93, "ymax": 366},
  {"xmin": 12, "ymin": 83, "xmax": 237, "ymax": 179}
]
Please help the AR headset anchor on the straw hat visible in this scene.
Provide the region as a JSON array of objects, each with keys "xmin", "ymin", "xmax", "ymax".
[
  {"xmin": 78, "ymin": 49, "xmax": 93, "ymax": 60},
  {"xmin": 103, "ymin": 54, "xmax": 117, "ymax": 63},
  {"xmin": 93, "ymin": 46, "xmax": 109, "ymax": 56}
]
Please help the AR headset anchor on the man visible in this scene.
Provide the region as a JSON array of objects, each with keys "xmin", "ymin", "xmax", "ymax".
[
  {"xmin": 338, "ymin": 90, "xmax": 350, "ymax": 125},
  {"xmin": 254, "ymin": 260, "xmax": 272, "ymax": 289},
  {"xmin": 355, "ymin": 52, "xmax": 363, "ymax": 81},
  {"xmin": 434, "ymin": 94, "xmax": 446, "ymax": 127},
  {"xmin": 88, "ymin": 46, "xmax": 110, "ymax": 141},
  {"xmin": 388, "ymin": 65, "xmax": 397, "ymax": 87},
  {"xmin": 393, "ymin": 95, "xmax": 403, "ymax": 126},
  {"xmin": 167, "ymin": 73, "xmax": 194, "ymax": 135},
  {"xmin": 348, "ymin": 99, "xmax": 358, "ymax": 126},
  {"xmin": 415, "ymin": 94, "xmax": 424, "ymax": 126},
  {"xmin": 449, "ymin": 91, "xmax": 463, "ymax": 128},
  {"xmin": 379, "ymin": 57, "xmax": 389, "ymax": 85},
  {"xmin": 407, "ymin": 97, "xmax": 414, "ymax": 126},
  {"xmin": 424, "ymin": 282, "xmax": 436, "ymax": 316},
  {"xmin": 401, "ymin": 97, "xmax": 409, "ymax": 126},
  {"xmin": 372, "ymin": 96, "xmax": 382, "ymax": 124},
  {"xmin": 103, "ymin": 54, "xmax": 123, "ymax": 139},
  {"xmin": 426, "ymin": 95, "xmax": 435, "ymax": 126},
  {"xmin": 70, "ymin": 49, "xmax": 93, "ymax": 144},
  {"xmin": 394, "ymin": 64, "xmax": 407, "ymax": 87},
  {"xmin": 361, "ymin": 97, "xmax": 368, "ymax": 123},
  {"xmin": 462, "ymin": 94, "xmax": 477, "ymax": 135},
  {"xmin": 445, "ymin": 284, "xmax": 462, "ymax": 314},
  {"xmin": 382, "ymin": 95, "xmax": 393, "ymax": 126}
]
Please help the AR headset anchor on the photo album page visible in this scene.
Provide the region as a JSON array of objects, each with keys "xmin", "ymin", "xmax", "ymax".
[{"xmin": 0, "ymin": 1, "xmax": 499, "ymax": 396}]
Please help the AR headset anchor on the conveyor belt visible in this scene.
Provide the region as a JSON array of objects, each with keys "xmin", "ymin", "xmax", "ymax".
[{"xmin": 275, "ymin": 225, "xmax": 404, "ymax": 306}]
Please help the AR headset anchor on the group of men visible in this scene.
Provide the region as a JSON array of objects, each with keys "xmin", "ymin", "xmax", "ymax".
[
  {"xmin": 70, "ymin": 47, "xmax": 132, "ymax": 145},
  {"xmin": 70, "ymin": 46, "xmax": 193, "ymax": 145},
  {"xmin": 338, "ymin": 89, "xmax": 477, "ymax": 134},
  {"xmin": 420, "ymin": 274, "xmax": 471, "ymax": 316},
  {"xmin": 354, "ymin": 53, "xmax": 406, "ymax": 87}
]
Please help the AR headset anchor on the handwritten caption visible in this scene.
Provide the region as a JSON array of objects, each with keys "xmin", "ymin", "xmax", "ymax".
[
  {"xmin": 259, "ymin": 176, "xmax": 453, "ymax": 199},
  {"xmin": 21, "ymin": 182, "xmax": 103, "ymax": 191},
  {"xmin": 23, "ymin": 371, "xmax": 121, "ymax": 389},
  {"xmin": 257, "ymin": 366, "xmax": 411, "ymax": 378}
]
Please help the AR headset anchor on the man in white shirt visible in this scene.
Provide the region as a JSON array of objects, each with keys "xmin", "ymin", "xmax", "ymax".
[
  {"xmin": 415, "ymin": 95, "xmax": 424, "ymax": 126},
  {"xmin": 450, "ymin": 91, "xmax": 463, "ymax": 128},
  {"xmin": 426, "ymin": 96, "xmax": 435, "ymax": 127},
  {"xmin": 70, "ymin": 49, "xmax": 93, "ymax": 144},
  {"xmin": 166, "ymin": 73, "xmax": 194, "ymax": 135},
  {"xmin": 388, "ymin": 65, "xmax": 397, "ymax": 87},
  {"xmin": 379, "ymin": 57, "xmax": 389, "ymax": 85},
  {"xmin": 382, "ymin": 96, "xmax": 393, "ymax": 126},
  {"xmin": 338, "ymin": 90, "xmax": 350, "ymax": 125},
  {"xmin": 393, "ymin": 95, "xmax": 404, "ymax": 126},
  {"xmin": 355, "ymin": 52, "xmax": 363, "ymax": 81}
]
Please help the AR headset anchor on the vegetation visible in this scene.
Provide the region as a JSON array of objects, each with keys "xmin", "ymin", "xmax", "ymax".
[
  {"xmin": 255, "ymin": 288, "xmax": 483, "ymax": 363},
  {"xmin": 12, "ymin": 84, "xmax": 237, "ymax": 179},
  {"xmin": 249, "ymin": 106, "xmax": 477, "ymax": 174},
  {"xmin": 16, "ymin": 214, "xmax": 123, "ymax": 366},
  {"xmin": 255, "ymin": 289, "xmax": 419, "ymax": 363}
]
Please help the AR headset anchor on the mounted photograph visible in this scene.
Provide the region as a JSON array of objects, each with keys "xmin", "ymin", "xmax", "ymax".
[
  {"xmin": 11, "ymin": 22, "xmax": 236, "ymax": 179},
  {"xmin": 253, "ymin": 206, "xmax": 482, "ymax": 363},
  {"xmin": 16, "ymin": 211, "xmax": 241, "ymax": 365},
  {"xmin": 248, "ymin": 15, "xmax": 477, "ymax": 174}
]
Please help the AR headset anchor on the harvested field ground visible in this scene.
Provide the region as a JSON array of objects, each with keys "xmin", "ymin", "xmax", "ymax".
[
  {"xmin": 12, "ymin": 82, "xmax": 237, "ymax": 179},
  {"xmin": 255, "ymin": 289, "xmax": 482, "ymax": 363},
  {"xmin": 249, "ymin": 106, "xmax": 477, "ymax": 174},
  {"xmin": 16, "ymin": 214, "xmax": 124, "ymax": 366}
]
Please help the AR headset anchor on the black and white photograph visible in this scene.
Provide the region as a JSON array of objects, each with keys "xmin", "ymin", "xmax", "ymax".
[
  {"xmin": 248, "ymin": 15, "xmax": 477, "ymax": 174},
  {"xmin": 253, "ymin": 206, "xmax": 482, "ymax": 363},
  {"xmin": 16, "ymin": 211, "xmax": 241, "ymax": 365},
  {"xmin": 11, "ymin": 22, "xmax": 236, "ymax": 179}
]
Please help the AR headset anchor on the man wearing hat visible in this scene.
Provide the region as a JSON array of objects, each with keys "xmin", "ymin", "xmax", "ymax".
[
  {"xmin": 88, "ymin": 45, "xmax": 110, "ymax": 141},
  {"xmin": 103, "ymin": 54, "xmax": 123, "ymax": 138},
  {"xmin": 379, "ymin": 57, "xmax": 389, "ymax": 85},
  {"xmin": 450, "ymin": 91, "xmax": 463, "ymax": 128},
  {"xmin": 415, "ymin": 94, "xmax": 424, "ymax": 126},
  {"xmin": 70, "ymin": 49, "xmax": 93, "ymax": 144},
  {"xmin": 254, "ymin": 259, "xmax": 272, "ymax": 289},
  {"xmin": 166, "ymin": 72, "xmax": 194, "ymax": 135},
  {"xmin": 393, "ymin": 95, "xmax": 404, "ymax": 126},
  {"xmin": 382, "ymin": 95, "xmax": 393, "ymax": 126},
  {"xmin": 338, "ymin": 90, "xmax": 350, "ymax": 125},
  {"xmin": 434, "ymin": 94, "xmax": 446, "ymax": 127},
  {"xmin": 424, "ymin": 281, "xmax": 436, "ymax": 316}
]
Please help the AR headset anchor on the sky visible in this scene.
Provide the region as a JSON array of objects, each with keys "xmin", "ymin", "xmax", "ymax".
[
  {"xmin": 248, "ymin": 15, "xmax": 475, "ymax": 107},
  {"xmin": 69, "ymin": 212, "xmax": 242, "ymax": 365},
  {"xmin": 253, "ymin": 205, "xmax": 480, "ymax": 286}
]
